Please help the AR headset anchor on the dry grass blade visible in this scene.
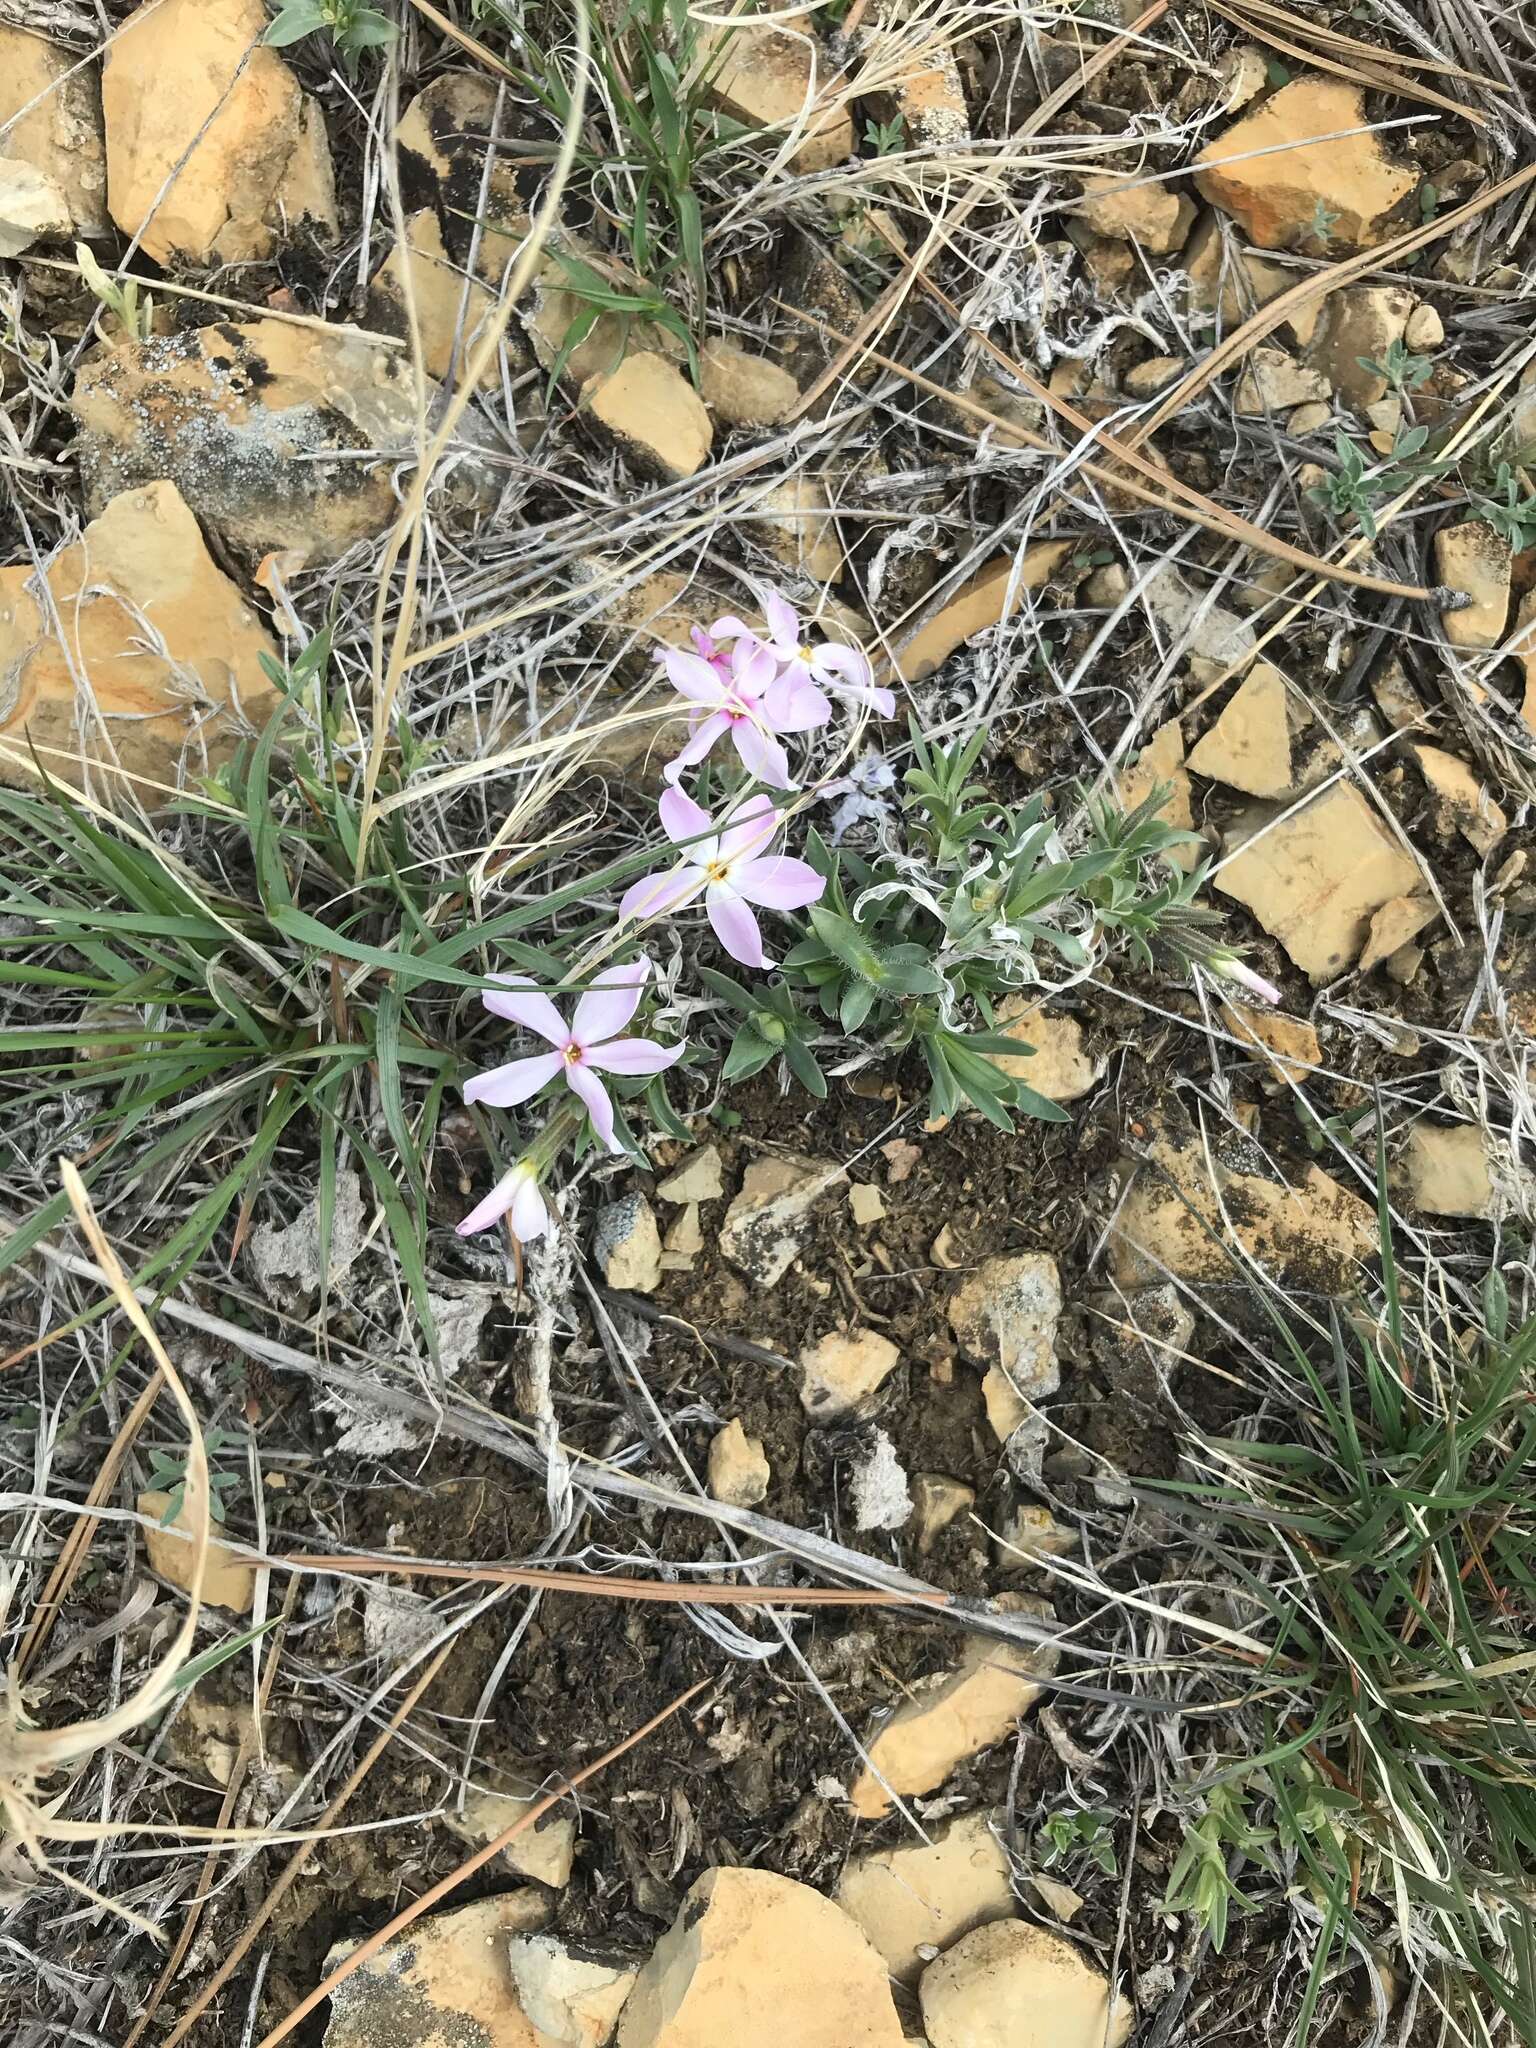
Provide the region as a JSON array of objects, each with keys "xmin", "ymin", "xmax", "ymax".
[
  {"xmin": 865, "ymin": 233, "xmax": 1437, "ymax": 602},
  {"xmin": 786, "ymin": 0, "xmax": 1171, "ymax": 422},
  {"xmin": 120, "ymin": 1584, "xmax": 298, "ymax": 2048},
  {"xmin": 353, "ymin": 0, "xmax": 593, "ymax": 878},
  {"xmin": 1219, "ymin": 0, "xmax": 1500, "ymax": 80},
  {"xmin": 773, "ymin": 299, "xmax": 1434, "ymax": 602},
  {"xmin": 1207, "ymin": 0, "xmax": 1495, "ymax": 123},
  {"xmin": 1135, "ymin": 161, "xmax": 1536, "ymax": 449},
  {"xmin": 0, "ymin": 1161, "xmax": 210, "ymax": 1930},
  {"xmin": 155, "ymin": 1638, "xmax": 460, "ymax": 2048},
  {"xmin": 253, "ymin": 1677, "xmax": 712, "ymax": 2048}
]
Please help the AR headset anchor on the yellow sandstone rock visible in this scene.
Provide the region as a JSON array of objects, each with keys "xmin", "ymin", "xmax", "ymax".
[
  {"xmin": 837, "ymin": 1811, "xmax": 1016, "ymax": 1983},
  {"xmin": 700, "ymin": 339, "xmax": 800, "ymax": 427},
  {"xmin": 0, "ymin": 25, "xmax": 108, "ymax": 238},
  {"xmin": 617, "ymin": 1867, "xmax": 905, "ymax": 2048},
  {"xmin": 707, "ymin": 1418, "xmax": 771, "ymax": 1506},
  {"xmin": 849, "ymin": 1598, "xmax": 1058, "ymax": 1818},
  {"xmin": 992, "ymin": 998, "xmax": 1103, "ymax": 1103},
  {"xmin": 798, "ymin": 1328, "xmax": 901, "ymax": 1418},
  {"xmin": 920, "ymin": 1920, "xmax": 1132, "ymax": 2048},
  {"xmin": 894, "ymin": 544, "xmax": 1075, "ymax": 681},
  {"xmin": 703, "ymin": 13, "xmax": 853, "ymax": 173},
  {"xmin": 0, "ymin": 482, "xmax": 281, "ymax": 809},
  {"xmin": 582, "ymin": 351, "xmax": 713, "ymax": 480},
  {"xmin": 323, "ymin": 1894, "xmax": 552, "ymax": 2048},
  {"xmin": 1194, "ymin": 78, "xmax": 1416, "ymax": 253},
  {"xmin": 1119, "ymin": 719, "xmax": 1199, "ymax": 870},
  {"xmin": 1111, "ymin": 1124, "xmax": 1376, "ymax": 1291},
  {"xmin": 1074, "ymin": 170, "xmax": 1195, "ymax": 254},
  {"xmin": 1187, "ymin": 662, "xmax": 1294, "ymax": 797},
  {"xmin": 1435, "ymin": 522, "xmax": 1512, "ymax": 649},
  {"xmin": 139, "ymin": 1490, "xmax": 255, "ymax": 1613},
  {"xmin": 102, "ymin": 0, "xmax": 336, "ymax": 266},
  {"xmin": 73, "ymin": 319, "xmax": 448, "ymax": 565},
  {"xmin": 1215, "ymin": 783, "xmax": 1422, "ymax": 980}
]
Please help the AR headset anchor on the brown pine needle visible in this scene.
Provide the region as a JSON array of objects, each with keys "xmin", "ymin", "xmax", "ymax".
[{"xmin": 277, "ymin": 1552, "xmax": 949, "ymax": 1607}]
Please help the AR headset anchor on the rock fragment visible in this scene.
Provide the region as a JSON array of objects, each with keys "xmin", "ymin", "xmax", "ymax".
[
  {"xmin": 139, "ymin": 1491, "xmax": 255, "ymax": 1613},
  {"xmin": 707, "ymin": 1419, "xmax": 771, "ymax": 1507},
  {"xmin": 837, "ymin": 1811, "xmax": 1016, "ymax": 1983},
  {"xmin": 1187, "ymin": 661, "xmax": 1294, "ymax": 797},
  {"xmin": 1405, "ymin": 302, "xmax": 1444, "ymax": 350},
  {"xmin": 323, "ymin": 1893, "xmax": 551, "ymax": 2048},
  {"xmin": 751, "ymin": 473, "xmax": 842, "ymax": 581},
  {"xmin": 1358, "ymin": 894, "xmax": 1438, "ymax": 975},
  {"xmin": 1193, "ymin": 78, "xmax": 1416, "ymax": 252},
  {"xmin": 1182, "ymin": 210, "xmax": 1297, "ymax": 328},
  {"xmin": 657, "ymin": 1145, "xmax": 724, "ymax": 1204},
  {"xmin": 912, "ymin": 1472, "xmax": 975, "ymax": 1551},
  {"xmin": 700, "ymin": 340, "xmax": 800, "ymax": 426},
  {"xmin": 703, "ymin": 17, "xmax": 853, "ymax": 172},
  {"xmin": 849, "ymin": 1428, "xmax": 912, "ymax": 1532},
  {"xmin": 1121, "ymin": 356, "xmax": 1184, "ymax": 400},
  {"xmin": 719, "ymin": 1152, "xmax": 845, "ymax": 1287},
  {"xmin": 583, "ymin": 352, "xmax": 713, "ymax": 480},
  {"xmin": 595, "ymin": 1195, "xmax": 663, "ymax": 1293},
  {"xmin": 798, "ymin": 1328, "xmax": 901, "ymax": 1418},
  {"xmin": 446, "ymin": 1767, "xmax": 576, "ymax": 1889},
  {"xmin": 368, "ymin": 209, "xmax": 504, "ymax": 386},
  {"xmin": 920, "ymin": 1919, "xmax": 1131, "ymax": 2048},
  {"xmin": 1215, "ymin": 783, "xmax": 1422, "ymax": 980},
  {"xmin": 615, "ymin": 1866, "xmax": 905, "ymax": 2047},
  {"xmin": 1220, "ymin": 1002, "xmax": 1321, "ymax": 1086},
  {"xmin": 660, "ymin": 1202, "xmax": 704, "ymax": 1272},
  {"xmin": 0, "ymin": 25, "xmax": 108, "ymax": 238},
  {"xmin": 1111, "ymin": 1123, "xmax": 1376, "ymax": 1291},
  {"xmin": 947, "ymin": 1255, "xmax": 1062, "ymax": 1441},
  {"xmin": 103, "ymin": 0, "xmax": 336, "ymax": 266},
  {"xmin": 1232, "ymin": 347, "xmax": 1330, "ymax": 414},
  {"xmin": 893, "ymin": 544, "xmax": 1074, "ymax": 681},
  {"xmin": 1403, "ymin": 1123, "xmax": 1497, "ymax": 1221},
  {"xmin": 1073, "ymin": 171, "xmax": 1194, "ymax": 254},
  {"xmin": 0, "ymin": 481, "xmax": 281, "ymax": 808},
  {"xmin": 884, "ymin": 34, "xmax": 969, "ymax": 148},
  {"xmin": 72, "ymin": 319, "xmax": 451, "ymax": 566},
  {"xmin": 507, "ymin": 1933, "xmax": 636, "ymax": 2048},
  {"xmin": 1119, "ymin": 719, "xmax": 1199, "ymax": 869},
  {"xmin": 847, "ymin": 1182, "xmax": 887, "ymax": 1226},
  {"xmin": 1435, "ymin": 522, "xmax": 1511, "ymax": 649},
  {"xmin": 994, "ymin": 1504, "xmax": 1078, "ymax": 1567},
  {"xmin": 1412, "ymin": 745, "xmax": 1507, "ymax": 857},
  {"xmin": 0, "ymin": 157, "xmax": 71, "ymax": 255},
  {"xmin": 992, "ymin": 1000, "xmax": 1102, "ymax": 1104},
  {"xmin": 849, "ymin": 1597, "xmax": 1058, "ymax": 1818},
  {"xmin": 1305, "ymin": 285, "xmax": 1412, "ymax": 407},
  {"xmin": 526, "ymin": 265, "xmax": 683, "ymax": 391}
]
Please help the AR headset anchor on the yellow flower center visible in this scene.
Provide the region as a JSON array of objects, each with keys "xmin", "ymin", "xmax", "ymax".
[{"xmin": 705, "ymin": 859, "xmax": 731, "ymax": 883}]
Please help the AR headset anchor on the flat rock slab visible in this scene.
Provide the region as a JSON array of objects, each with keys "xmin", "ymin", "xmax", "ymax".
[
  {"xmin": 616, "ymin": 1866, "xmax": 905, "ymax": 2047},
  {"xmin": 73, "ymin": 318, "xmax": 473, "ymax": 567}
]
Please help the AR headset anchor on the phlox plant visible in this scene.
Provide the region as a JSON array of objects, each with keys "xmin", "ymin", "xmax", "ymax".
[{"xmin": 457, "ymin": 587, "xmax": 1276, "ymax": 1242}]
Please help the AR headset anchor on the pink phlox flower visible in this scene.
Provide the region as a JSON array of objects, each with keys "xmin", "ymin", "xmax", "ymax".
[
  {"xmin": 462, "ymin": 956, "xmax": 682, "ymax": 1153},
  {"xmin": 710, "ymin": 587, "xmax": 896, "ymax": 723},
  {"xmin": 658, "ymin": 637, "xmax": 798, "ymax": 789},
  {"xmin": 618, "ymin": 787, "xmax": 825, "ymax": 969},
  {"xmin": 1209, "ymin": 952, "xmax": 1282, "ymax": 1007},
  {"xmin": 457, "ymin": 1158, "xmax": 549, "ymax": 1241}
]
